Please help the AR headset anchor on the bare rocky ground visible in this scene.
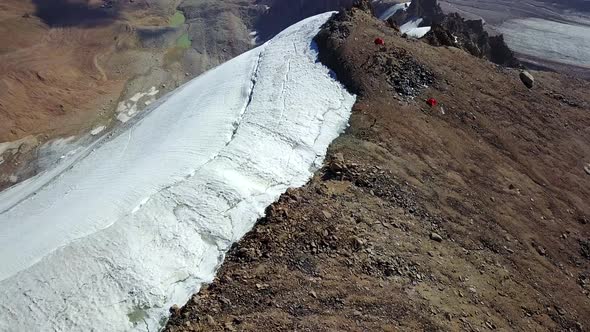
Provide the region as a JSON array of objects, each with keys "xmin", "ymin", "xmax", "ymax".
[{"xmin": 165, "ymin": 6, "xmax": 590, "ymax": 332}]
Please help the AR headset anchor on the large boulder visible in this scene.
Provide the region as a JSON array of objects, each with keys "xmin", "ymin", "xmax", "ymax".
[{"xmin": 519, "ymin": 71, "xmax": 535, "ymax": 89}]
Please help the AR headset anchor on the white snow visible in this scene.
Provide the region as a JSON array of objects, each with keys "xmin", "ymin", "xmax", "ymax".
[
  {"xmin": 376, "ymin": 1, "xmax": 429, "ymax": 38},
  {"xmin": 499, "ymin": 18, "xmax": 590, "ymax": 69},
  {"xmin": 250, "ymin": 31, "xmax": 260, "ymax": 45},
  {"xmin": 379, "ymin": 2, "xmax": 410, "ymax": 21},
  {"xmin": 0, "ymin": 12, "xmax": 354, "ymax": 332},
  {"xmin": 116, "ymin": 87, "xmax": 159, "ymax": 123},
  {"xmin": 90, "ymin": 126, "xmax": 106, "ymax": 136},
  {"xmin": 400, "ymin": 18, "xmax": 431, "ymax": 38}
]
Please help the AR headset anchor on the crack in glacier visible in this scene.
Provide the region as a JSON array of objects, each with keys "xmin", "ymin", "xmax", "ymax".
[{"xmin": 0, "ymin": 13, "xmax": 355, "ymax": 332}]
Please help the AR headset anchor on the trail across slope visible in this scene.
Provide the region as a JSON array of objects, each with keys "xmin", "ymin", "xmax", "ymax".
[{"xmin": 0, "ymin": 12, "xmax": 354, "ymax": 332}]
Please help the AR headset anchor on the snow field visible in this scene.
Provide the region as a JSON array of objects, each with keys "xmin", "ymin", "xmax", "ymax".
[{"xmin": 0, "ymin": 12, "xmax": 355, "ymax": 332}]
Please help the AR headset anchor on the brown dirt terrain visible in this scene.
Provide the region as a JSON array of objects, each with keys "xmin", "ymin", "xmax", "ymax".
[
  {"xmin": 1, "ymin": 0, "xmax": 133, "ymax": 143},
  {"xmin": 165, "ymin": 6, "xmax": 590, "ymax": 332},
  {"xmin": 0, "ymin": 0, "xmax": 133, "ymax": 187}
]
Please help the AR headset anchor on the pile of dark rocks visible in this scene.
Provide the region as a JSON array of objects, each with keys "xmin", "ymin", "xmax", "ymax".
[{"xmin": 365, "ymin": 48, "xmax": 435, "ymax": 97}]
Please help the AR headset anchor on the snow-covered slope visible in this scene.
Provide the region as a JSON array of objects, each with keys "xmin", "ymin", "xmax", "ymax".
[{"xmin": 0, "ymin": 12, "xmax": 355, "ymax": 332}]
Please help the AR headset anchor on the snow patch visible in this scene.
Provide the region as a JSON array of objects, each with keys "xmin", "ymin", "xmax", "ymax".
[
  {"xmin": 376, "ymin": 1, "xmax": 429, "ymax": 38},
  {"xmin": 116, "ymin": 87, "xmax": 159, "ymax": 123},
  {"xmin": 90, "ymin": 126, "xmax": 106, "ymax": 136},
  {"xmin": 379, "ymin": 2, "xmax": 410, "ymax": 21},
  {"xmin": 400, "ymin": 18, "xmax": 431, "ymax": 38},
  {"xmin": 0, "ymin": 12, "xmax": 354, "ymax": 332},
  {"xmin": 250, "ymin": 30, "xmax": 259, "ymax": 45}
]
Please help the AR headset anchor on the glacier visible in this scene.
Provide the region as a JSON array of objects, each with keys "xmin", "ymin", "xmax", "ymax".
[
  {"xmin": 0, "ymin": 12, "xmax": 355, "ymax": 331},
  {"xmin": 499, "ymin": 17, "xmax": 590, "ymax": 69}
]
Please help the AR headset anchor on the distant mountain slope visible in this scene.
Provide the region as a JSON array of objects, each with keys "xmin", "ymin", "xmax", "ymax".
[{"xmin": 0, "ymin": 0, "xmax": 262, "ymax": 190}]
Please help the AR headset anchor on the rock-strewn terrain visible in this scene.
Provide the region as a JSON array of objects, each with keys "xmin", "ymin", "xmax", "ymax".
[{"xmin": 165, "ymin": 5, "xmax": 590, "ymax": 332}]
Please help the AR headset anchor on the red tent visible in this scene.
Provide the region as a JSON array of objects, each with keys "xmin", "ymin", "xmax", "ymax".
[
  {"xmin": 426, "ymin": 98, "xmax": 437, "ymax": 107},
  {"xmin": 374, "ymin": 37, "xmax": 384, "ymax": 45}
]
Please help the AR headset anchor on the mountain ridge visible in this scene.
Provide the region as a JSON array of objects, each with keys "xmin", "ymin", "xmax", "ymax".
[{"xmin": 165, "ymin": 4, "xmax": 590, "ymax": 331}]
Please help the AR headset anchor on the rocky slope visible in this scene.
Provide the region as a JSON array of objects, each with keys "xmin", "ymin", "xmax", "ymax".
[
  {"xmin": 165, "ymin": 4, "xmax": 590, "ymax": 332},
  {"xmin": 388, "ymin": 0, "xmax": 519, "ymax": 67},
  {"xmin": 390, "ymin": 0, "xmax": 445, "ymax": 26},
  {"xmin": 423, "ymin": 13, "xmax": 519, "ymax": 67}
]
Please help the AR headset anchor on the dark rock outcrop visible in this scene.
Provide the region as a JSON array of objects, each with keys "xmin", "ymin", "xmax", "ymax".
[
  {"xmin": 315, "ymin": 7, "xmax": 435, "ymax": 98},
  {"xmin": 423, "ymin": 13, "xmax": 520, "ymax": 67},
  {"xmin": 388, "ymin": 0, "xmax": 519, "ymax": 67},
  {"xmin": 388, "ymin": 0, "xmax": 444, "ymax": 27},
  {"xmin": 314, "ymin": 11, "xmax": 359, "ymax": 93},
  {"xmin": 353, "ymin": 0, "xmax": 375, "ymax": 14}
]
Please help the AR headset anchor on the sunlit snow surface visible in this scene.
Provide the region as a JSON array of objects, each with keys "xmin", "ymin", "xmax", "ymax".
[
  {"xmin": 0, "ymin": 12, "xmax": 355, "ymax": 331},
  {"xmin": 400, "ymin": 18, "xmax": 431, "ymax": 38},
  {"xmin": 377, "ymin": 2, "xmax": 430, "ymax": 37},
  {"xmin": 499, "ymin": 18, "xmax": 590, "ymax": 69}
]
